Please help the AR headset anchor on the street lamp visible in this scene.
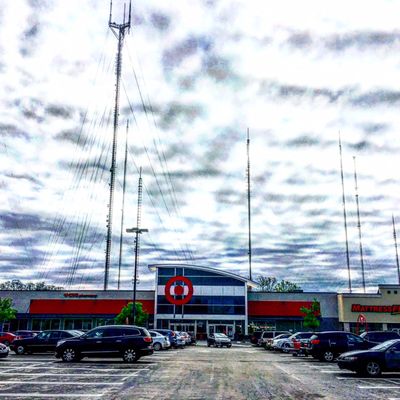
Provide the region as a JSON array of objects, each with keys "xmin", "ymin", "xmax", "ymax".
[{"xmin": 126, "ymin": 227, "xmax": 148, "ymax": 324}]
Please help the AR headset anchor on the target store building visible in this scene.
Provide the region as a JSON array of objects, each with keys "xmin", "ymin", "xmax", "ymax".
[{"xmin": 0, "ymin": 264, "xmax": 340, "ymax": 337}]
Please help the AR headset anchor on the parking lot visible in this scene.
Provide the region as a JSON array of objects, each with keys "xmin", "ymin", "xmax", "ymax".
[
  {"xmin": 2, "ymin": 344, "xmax": 400, "ymax": 399},
  {"xmin": 0, "ymin": 350, "xmax": 175, "ymax": 400}
]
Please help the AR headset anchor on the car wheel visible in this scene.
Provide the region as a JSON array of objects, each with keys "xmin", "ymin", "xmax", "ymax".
[
  {"xmin": 15, "ymin": 345, "xmax": 25, "ymax": 355},
  {"xmin": 207, "ymin": 343, "xmax": 211, "ymax": 347},
  {"xmin": 62, "ymin": 348, "xmax": 78, "ymax": 362},
  {"xmin": 123, "ymin": 348, "xmax": 138, "ymax": 363},
  {"xmin": 227, "ymin": 344, "xmax": 232, "ymax": 348},
  {"xmin": 365, "ymin": 361, "xmax": 381, "ymax": 377},
  {"xmin": 153, "ymin": 343, "xmax": 162, "ymax": 351},
  {"xmin": 322, "ymin": 351, "xmax": 335, "ymax": 362}
]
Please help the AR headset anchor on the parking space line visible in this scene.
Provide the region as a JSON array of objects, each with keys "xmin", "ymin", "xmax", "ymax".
[
  {"xmin": 358, "ymin": 385, "xmax": 400, "ymax": 389},
  {"xmin": 320, "ymin": 370, "xmax": 348, "ymax": 374},
  {"xmin": 0, "ymin": 381, "xmax": 123, "ymax": 385},
  {"xmin": 0, "ymin": 394, "xmax": 104, "ymax": 398},
  {"xmin": 0, "ymin": 372, "xmax": 140, "ymax": 377}
]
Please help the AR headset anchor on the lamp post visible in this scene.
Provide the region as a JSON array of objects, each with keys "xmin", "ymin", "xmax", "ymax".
[{"xmin": 126, "ymin": 227, "xmax": 148, "ymax": 324}]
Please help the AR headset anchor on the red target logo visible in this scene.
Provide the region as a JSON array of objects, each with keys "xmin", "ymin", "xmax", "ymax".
[{"xmin": 164, "ymin": 276, "xmax": 194, "ymax": 305}]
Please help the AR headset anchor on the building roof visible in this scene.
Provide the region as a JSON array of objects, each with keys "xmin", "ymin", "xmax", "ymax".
[{"xmin": 148, "ymin": 263, "xmax": 258, "ymax": 288}]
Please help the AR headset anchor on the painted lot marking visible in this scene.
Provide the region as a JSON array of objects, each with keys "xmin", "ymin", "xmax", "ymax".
[
  {"xmin": 358, "ymin": 385, "xmax": 400, "ymax": 389},
  {"xmin": 0, "ymin": 394, "xmax": 103, "ymax": 398},
  {"xmin": 0, "ymin": 372, "xmax": 140, "ymax": 377},
  {"xmin": 0, "ymin": 381, "xmax": 123, "ymax": 386}
]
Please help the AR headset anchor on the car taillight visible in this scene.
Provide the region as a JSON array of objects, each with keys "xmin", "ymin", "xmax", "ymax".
[
  {"xmin": 144, "ymin": 337, "xmax": 152, "ymax": 343},
  {"xmin": 172, "ymin": 332, "xmax": 176, "ymax": 337},
  {"xmin": 311, "ymin": 339, "xmax": 320, "ymax": 345},
  {"xmin": 292, "ymin": 339, "xmax": 298, "ymax": 343}
]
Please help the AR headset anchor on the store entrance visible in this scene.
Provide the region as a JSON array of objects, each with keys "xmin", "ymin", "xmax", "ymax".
[
  {"xmin": 208, "ymin": 324, "xmax": 234, "ymax": 338},
  {"xmin": 169, "ymin": 323, "xmax": 196, "ymax": 336}
]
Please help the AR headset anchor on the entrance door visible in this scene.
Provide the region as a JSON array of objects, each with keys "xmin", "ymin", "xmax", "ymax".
[{"xmin": 208, "ymin": 324, "xmax": 234, "ymax": 338}]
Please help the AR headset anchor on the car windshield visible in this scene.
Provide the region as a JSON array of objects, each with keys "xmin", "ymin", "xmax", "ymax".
[
  {"xmin": 371, "ymin": 339, "xmax": 400, "ymax": 351},
  {"xmin": 275, "ymin": 334, "xmax": 290, "ymax": 340},
  {"xmin": 215, "ymin": 333, "xmax": 228, "ymax": 338}
]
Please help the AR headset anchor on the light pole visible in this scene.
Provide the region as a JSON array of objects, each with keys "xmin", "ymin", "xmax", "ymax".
[{"xmin": 126, "ymin": 227, "xmax": 148, "ymax": 324}]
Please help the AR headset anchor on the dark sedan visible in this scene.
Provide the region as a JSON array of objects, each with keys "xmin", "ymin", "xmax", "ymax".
[
  {"xmin": 207, "ymin": 333, "xmax": 232, "ymax": 348},
  {"xmin": 11, "ymin": 330, "xmax": 82, "ymax": 355},
  {"xmin": 337, "ymin": 339, "xmax": 400, "ymax": 376}
]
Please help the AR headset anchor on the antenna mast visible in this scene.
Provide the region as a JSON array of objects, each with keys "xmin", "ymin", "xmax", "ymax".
[
  {"xmin": 104, "ymin": 1, "xmax": 132, "ymax": 290},
  {"xmin": 353, "ymin": 156, "xmax": 366, "ymax": 293},
  {"xmin": 246, "ymin": 128, "xmax": 252, "ymax": 281},
  {"xmin": 392, "ymin": 215, "xmax": 400, "ymax": 285},
  {"xmin": 117, "ymin": 120, "xmax": 129, "ymax": 290},
  {"xmin": 338, "ymin": 133, "xmax": 352, "ymax": 292}
]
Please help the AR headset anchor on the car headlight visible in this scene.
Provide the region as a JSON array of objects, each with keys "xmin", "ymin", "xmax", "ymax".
[{"xmin": 57, "ymin": 340, "xmax": 67, "ymax": 346}]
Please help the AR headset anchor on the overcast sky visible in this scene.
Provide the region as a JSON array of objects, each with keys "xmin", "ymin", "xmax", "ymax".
[{"xmin": 1, "ymin": 0, "xmax": 400, "ymax": 293}]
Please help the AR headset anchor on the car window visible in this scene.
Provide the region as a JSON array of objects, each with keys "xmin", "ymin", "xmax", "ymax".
[
  {"xmin": 121, "ymin": 328, "xmax": 140, "ymax": 336},
  {"xmin": 390, "ymin": 342, "xmax": 400, "ymax": 351},
  {"xmin": 60, "ymin": 331, "xmax": 72, "ymax": 338},
  {"xmin": 86, "ymin": 329, "xmax": 105, "ymax": 339},
  {"xmin": 49, "ymin": 332, "xmax": 61, "ymax": 340},
  {"xmin": 347, "ymin": 334, "xmax": 364, "ymax": 343},
  {"xmin": 36, "ymin": 331, "xmax": 51, "ymax": 340}
]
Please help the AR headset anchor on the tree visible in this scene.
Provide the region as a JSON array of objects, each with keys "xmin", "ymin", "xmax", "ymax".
[
  {"xmin": 300, "ymin": 298, "xmax": 321, "ymax": 330},
  {"xmin": 0, "ymin": 298, "xmax": 17, "ymax": 328},
  {"xmin": 256, "ymin": 276, "xmax": 301, "ymax": 292},
  {"xmin": 0, "ymin": 280, "xmax": 63, "ymax": 291},
  {"xmin": 115, "ymin": 302, "xmax": 148, "ymax": 326}
]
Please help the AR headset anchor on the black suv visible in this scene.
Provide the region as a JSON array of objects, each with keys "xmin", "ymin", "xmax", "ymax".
[
  {"xmin": 55, "ymin": 325, "xmax": 153, "ymax": 363},
  {"xmin": 12, "ymin": 330, "xmax": 82, "ymax": 355},
  {"xmin": 360, "ymin": 330, "xmax": 400, "ymax": 344},
  {"xmin": 305, "ymin": 331, "xmax": 375, "ymax": 362}
]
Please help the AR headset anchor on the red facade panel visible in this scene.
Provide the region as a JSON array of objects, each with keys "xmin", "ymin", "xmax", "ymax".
[
  {"xmin": 248, "ymin": 300, "xmax": 313, "ymax": 317},
  {"xmin": 29, "ymin": 299, "xmax": 154, "ymax": 315}
]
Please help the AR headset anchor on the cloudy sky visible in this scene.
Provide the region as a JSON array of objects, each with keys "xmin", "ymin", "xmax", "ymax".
[{"xmin": 1, "ymin": 0, "xmax": 400, "ymax": 293}]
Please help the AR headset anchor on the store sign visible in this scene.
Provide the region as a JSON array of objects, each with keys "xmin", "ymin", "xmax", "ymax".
[
  {"xmin": 63, "ymin": 293, "xmax": 98, "ymax": 298},
  {"xmin": 351, "ymin": 304, "xmax": 400, "ymax": 314},
  {"xmin": 164, "ymin": 276, "xmax": 194, "ymax": 305}
]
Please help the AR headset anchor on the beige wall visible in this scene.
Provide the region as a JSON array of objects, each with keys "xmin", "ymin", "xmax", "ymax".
[{"xmin": 338, "ymin": 286, "xmax": 400, "ymax": 324}]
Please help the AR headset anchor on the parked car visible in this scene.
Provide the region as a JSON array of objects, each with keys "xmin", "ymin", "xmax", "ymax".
[
  {"xmin": 360, "ymin": 330, "xmax": 400, "ymax": 344},
  {"xmin": 153, "ymin": 329, "xmax": 183, "ymax": 349},
  {"xmin": 305, "ymin": 331, "xmax": 375, "ymax": 362},
  {"xmin": 250, "ymin": 331, "xmax": 264, "ymax": 345},
  {"xmin": 207, "ymin": 333, "xmax": 232, "ymax": 348},
  {"xmin": 55, "ymin": 325, "xmax": 153, "ymax": 362},
  {"xmin": 0, "ymin": 332, "xmax": 16, "ymax": 347},
  {"xmin": 274, "ymin": 332, "xmax": 314, "ymax": 352},
  {"xmin": 11, "ymin": 330, "xmax": 82, "ymax": 355},
  {"xmin": 187, "ymin": 332, "xmax": 197, "ymax": 345},
  {"xmin": 149, "ymin": 330, "xmax": 170, "ymax": 351},
  {"xmin": 337, "ymin": 339, "xmax": 400, "ymax": 376},
  {"xmin": 0, "ymin": 343, "xmax": 9, "ymax": 358},
  {"xmin": 262, "ymin": 331, "xmax": 292, "ymax": 349},
  {"xmin": 179, "ymin": 331, "xmax": 191, "ymax": 345},
  {"xmin": 173, "ymin": 331, "xmax": 186, "ymax": 348},
  {"xmin": 12, "ymin": 330, "xmax": 40, "ymax": 339},
  {"xmin": 265, "ymin": 334, "xmax": 292, "ymax": 350}
]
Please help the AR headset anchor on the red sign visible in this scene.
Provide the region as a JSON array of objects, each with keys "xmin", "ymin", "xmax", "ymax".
[
  {"xmin": 351, "ymin": 304, "xmax": 400, "ymax": 314},
  {"xmin": 164, "ymin": 276, "xmax": 193, "ymax": 305}
]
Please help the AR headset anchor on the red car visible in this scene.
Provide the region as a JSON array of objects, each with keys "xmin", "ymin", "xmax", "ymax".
[{"xmin": 0, "ymin": 332, "xmax": 17, "ymax": 346}]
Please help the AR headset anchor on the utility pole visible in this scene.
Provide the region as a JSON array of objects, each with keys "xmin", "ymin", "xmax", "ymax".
[
  {"xmin": 127, "ymin": 168, "xmax": 148, "ymax": 324},
  {"xmin": 392, "ymin": 215, "xmax": 400, "ymax": 285},
  {"xmin": 104, "ymin": 0, "xmax": 132, "ymax": 290},
  {"xmin": 246, "ymin": 128, "xmax": 252, "ymax": 281},
  {"xmin": 338, "ymin": 132, "xmax": 352, "ymax": 292},
  {"xmin": 117, "ymin": 120, "xmax": 129, "ymax": 290},
  {"xmin": 353, "ymin": 156, "xmax": 366, "ymax": 293}
]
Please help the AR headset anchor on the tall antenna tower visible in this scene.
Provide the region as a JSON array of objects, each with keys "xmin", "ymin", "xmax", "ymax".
[
  {"xmin": 353, "ymin": 156, "xmax": 366, "ymax": 293},
  {"xmin": 117, "ymin": 120, "xmax": 129, "ymax": 290},
  {"xmin": 392, "ymin": 215, "xmax": 400, "ymax": 285},
  {"xmin": 246, "ymin": 128, "xmax": 252, "ymax": 281},
  {"xmin": 126, "ymin": 168, "xmax": 148, "ymax": 323},
  {"xmin": 338, "ymin": 132, "xmax": 352, "ymax": 292},
  {"xmin": 104, "ymin": 1, "xmax": 132, "ymax": 290}
]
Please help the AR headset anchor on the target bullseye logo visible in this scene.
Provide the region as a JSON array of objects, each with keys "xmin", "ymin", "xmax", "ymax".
[{"xmin": 164, "ymin": 276, "xmax": 194, "ymax": 305}]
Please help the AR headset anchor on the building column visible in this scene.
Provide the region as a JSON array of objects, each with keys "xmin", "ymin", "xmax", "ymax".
[
  {"xmin": 343, "ymin": 322, "xmax": 350, "ymax": 332},
  {"xmin": 382, "ymin": 323, "xmax": 388, "ymax": 331}
]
